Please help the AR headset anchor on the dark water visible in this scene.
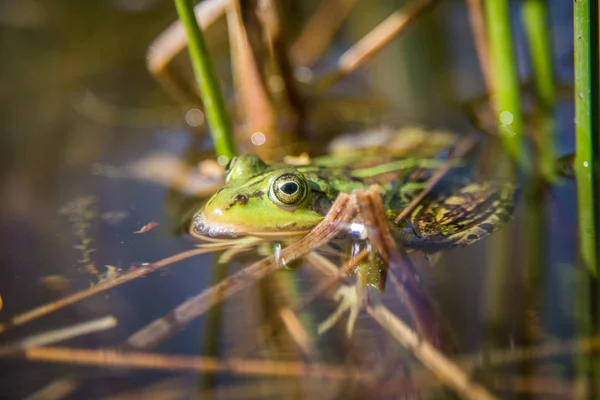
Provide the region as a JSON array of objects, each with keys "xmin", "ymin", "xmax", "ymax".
[{"xmin": 0, "ymin": 1, "xmax": 587, "ymax": 399}]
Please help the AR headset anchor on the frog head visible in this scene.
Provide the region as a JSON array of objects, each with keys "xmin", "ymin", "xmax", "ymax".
[{"xmin": 192, "ymin": 155, "xmax": 331, "ymax": 238}]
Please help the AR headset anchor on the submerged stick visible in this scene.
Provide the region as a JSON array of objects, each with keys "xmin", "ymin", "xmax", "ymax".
[
  {"xmin": 18, "ymin": 346, "xmax": 370, "ymax": 381},
  {"xmin": 367, "ymin": 302, "xmax": 497, "ymax": 400},
  {"xmin": 0, "ymin": 316, "xmax": 117, "ymax": 356},
  {"xmin": 0, "ymin": 247, "xmax": 220, "ymax": 334}
]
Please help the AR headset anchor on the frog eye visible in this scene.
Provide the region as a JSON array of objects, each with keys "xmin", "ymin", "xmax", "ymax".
[{"xmin": 269, "ymin": 173, "xmax": 307, "ymax": 207}]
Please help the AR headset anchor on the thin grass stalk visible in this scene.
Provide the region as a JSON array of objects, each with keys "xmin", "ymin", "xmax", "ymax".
[
  {"xmin": 482, "ymin": 0, "xmax": 523, "ymax": 340},
  {"xmin": 521, "ymin": 0, "xmax": 556, "ymax": 182},
  {"xmin": 174, "ymin": 0, "xmax": 236, "ymax": 160},
  {"xmin": 520, "ymin": 0, "xmax": 556, "ymax": 355},
  {"xmin": 573, "ymin": 0, "xmax": 599, "ymax": 396},
  {"xmin": 484, "ymin": 0, "xmax": 524, "ymax": 164},
  {"xmin": 199, "ymin": 253, "xmax": 227, "ymax": 390}
]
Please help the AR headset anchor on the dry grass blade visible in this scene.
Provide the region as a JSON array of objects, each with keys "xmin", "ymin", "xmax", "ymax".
[
  {"xmin": 0, "ymin": 316, "xmax": 117, "ymax": 356},
  {"xmin": 290, "ymin": 0, "xmax": 359, "ymax": 67},
  {"xmin": 490, "ymin": 375, "xmax": 575, "ymax": 398},
  {"xmin": 226, "ymin": 0, "xmax": 279, "ymax": 156},
  {"xmin": 366, "ymin": 302, "xmax": 497, "ymax": 400},
  {"xmin": 318, "ymin": 0, "xmax": 438, "ymax": 89},
  {"xmin": 278, "ymin": 307, "xmax": 316, "ymax": 358},
  {"xmin": 394, "ymin": 135, "xmax": 477, "ymax": 223},
  {"xmin": 465, "ymin": 0, "xmax": 494, "ymax": 95},
  {"xmin": 126, "ymin": 193, "xmax": 357, "ymax": 349},
  {"xmin": 19, "ymin": 346, "xmax": 371, "ymax": 381},
  {"xmin": 458, "ymin": 336, "xmax": 600, "ymax": 370},
  {"xmin": 147, "ymin": 0, "xmax": 226, "ymax": 74},
  {"xmin": 379, "ymin": 335, "xmax": 600, "ymax": 396},
  {"xmin": 25, "ymin": 378, "xmax": 78, "ymax": 400},
  {"xmin": 0, "ymin": 247, "xmax": 223, "ymax": 335},
  {"xmin": 146, "ymin": 0, "xmax": 227, "ymax": 104}
]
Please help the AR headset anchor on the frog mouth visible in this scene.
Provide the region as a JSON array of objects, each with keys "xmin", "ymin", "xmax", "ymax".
[{"xmin": 191, "ymin": 212, "xmax": 309, "ymax": 239}]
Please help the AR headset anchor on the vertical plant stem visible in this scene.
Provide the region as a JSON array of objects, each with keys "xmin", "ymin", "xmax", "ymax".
[
  {"xmin": 574, "ymin": 0, "xmax": 599, "ymax": 397},
  {"xmin": 521, "ymin": 0, "xmax": 556, "ymax": 181},
  {"xmin": 199, "ymin": 253, "xmax": 227, "ymax": 390},
  {"xmin": 520, "ymin": 0, "xmax": 556, "ymax": 349},
  {"xmin": 574, "ymin": 0, "xmax": 598, "ymax": 276},
  {"xmin": 482, "ymin": 0, "xmax": 523, "ymax": 339},
  {"xmin": 174, "ymin": 0, "xmax": 236, "ymax": 160},
  {"xmin": 484, "ymin": 0, "xmax": 524, "ymax": 164}
]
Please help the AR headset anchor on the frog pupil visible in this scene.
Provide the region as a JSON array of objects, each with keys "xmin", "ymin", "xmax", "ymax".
[{"xmin": 280, "ymin": 182, "xmax": 298, "ymax": 195}]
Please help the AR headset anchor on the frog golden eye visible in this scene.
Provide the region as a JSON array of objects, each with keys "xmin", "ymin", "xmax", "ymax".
[{"xmin": 270, "ymin": 173, "xmax": 307, "ymax": 206}]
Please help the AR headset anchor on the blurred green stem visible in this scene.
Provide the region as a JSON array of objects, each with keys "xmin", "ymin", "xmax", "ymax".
[
  {"xmin": 521, "ymin": 0, "xmax": 556, "ymax": 182},
  {"xmin": 199, "ymin": 253, "xmax": 227, "ymax": 390},
  {"xmin": 484, "ymin": 0, "xmax": 524, "ymax": 165},
  {"xmin": 174, "ymin": 0, "xmax": 236, "ymax": 160},
  {"xmin": 482, "ymin": 0, "xmax": 523, "ymax": 336}
]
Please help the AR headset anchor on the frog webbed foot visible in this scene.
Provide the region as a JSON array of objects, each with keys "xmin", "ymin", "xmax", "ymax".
[{"xmin": 318, "ymin": 284, "xmax": 366, "ymax": 337}]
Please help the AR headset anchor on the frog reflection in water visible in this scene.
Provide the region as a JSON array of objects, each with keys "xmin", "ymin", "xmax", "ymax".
[{"xmin": 191, "ymin": 129, "xmax": 516, "ymax": 331}]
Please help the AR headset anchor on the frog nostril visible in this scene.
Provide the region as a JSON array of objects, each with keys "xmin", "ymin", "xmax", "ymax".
[{"xmin": 233, "ymin": 194, "xmax": 248, "ymax": 205}]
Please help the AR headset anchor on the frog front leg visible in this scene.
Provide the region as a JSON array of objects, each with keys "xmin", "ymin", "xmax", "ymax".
[
  {"xmin": 317, "ymin": 187, "xmax": 437, "ymax": 340},
  {"xmin": 318, "ymin": 283, "xmax": 366, "ymax": 336}
]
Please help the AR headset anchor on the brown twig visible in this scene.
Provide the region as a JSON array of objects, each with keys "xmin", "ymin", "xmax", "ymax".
[
  {"xmin": 366, "ymin": 302, "xmax": 497, "ymax": 400},
  {"xmin": 465, "ymin": 0, "xmax": 494, "ymax": 95},
  {"xmin": 17, "ymin": 346, "xmax": 371, "ymax": 381},
  {"xmin": 25, "ymin": 378, "xmax": 78, "ymax": 400},
  {"xmin": 318, "ymin": 0, "xmax": 438, "ymax": 89},
  {"xmin": 226, "ymin": 0, "xmax": 279, "ymax": 158},
  {"xmin": 490, "ymin": 374, "xmax": 575, "ymax": 398},
  {"xmin": 0, "ymin": 316, "xmax": 117, "ymax": 356},
  {"xmin": 278, "ymin": 307, "xmax": 316, "ymax": 358},
  {"xmin": 0, "ymin": 247, "xmax": 221, "ymax": 334},
  {"xmin": 379, "ymin": 336, "xmax": 600, "ymax": 396},
  {"xmin": 290, "ymin": 0, "xmax": 359, "ymax": 67}
]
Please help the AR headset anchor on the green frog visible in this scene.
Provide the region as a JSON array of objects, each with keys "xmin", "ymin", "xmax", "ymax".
[
  {"xmin": 190, "ymin": 128, "xmax": 516, "ymax": 337},
  {"xmin": 191, "ymin": 128, "xmax": 516, "ymax": 257}
]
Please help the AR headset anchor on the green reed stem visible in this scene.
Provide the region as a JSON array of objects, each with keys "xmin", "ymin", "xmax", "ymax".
[
  {"xmin": 484, "ymin": 0, "xmax": 524, "ymax": 165},
  {"xmin": 574, "ymin": 0, "xmax": 598, "ymax": 276},
  {"xmin": 521, "ymin": 0, "xmax": 556, "ymax": 182},
  {"xmin": 520, "ymin": 1, "xmax": 556, "ymax": 354},
  {"xmin": 574, "ymin": 0, "xmax": 599, "ymax": 396},
  {"xmin": 174, "ymin": 0, "xmax": 236, "ymax": 160},
  {"xmin": 482, "ymin": 0, "xmax": 523, "ymax": 339}
]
